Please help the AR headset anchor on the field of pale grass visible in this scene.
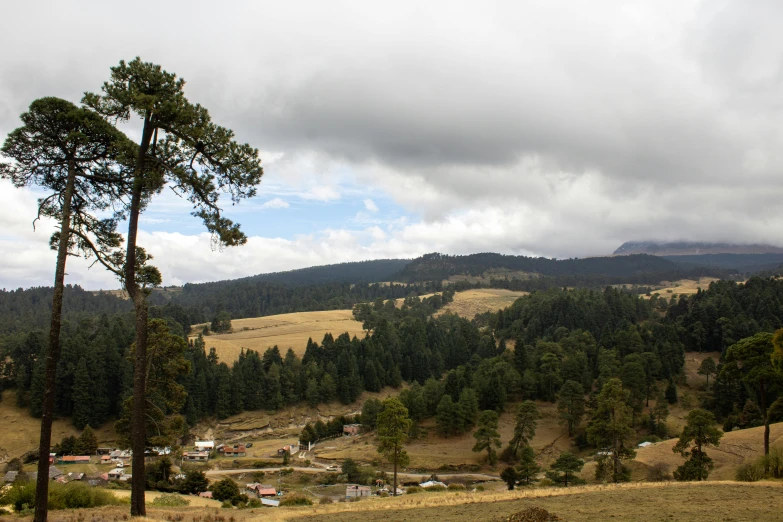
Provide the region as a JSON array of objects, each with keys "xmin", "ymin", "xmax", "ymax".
[
  {"xmin": 192, "ymin": 310, "xmax": 367, "ymax": 363},
  {"xmin": 435, "ymin": 288, "xmax": 528, "ymax": 319},
  {"xmin": 0, "ymin": 390, "xmax": 118, "ymax": 463},
  {"xmin": 283, "ymin": 481, "xmax": 783, "ymax": 522}
]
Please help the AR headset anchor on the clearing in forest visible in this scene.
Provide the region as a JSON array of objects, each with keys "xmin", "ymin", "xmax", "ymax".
[
  {"xmin": 436, "ymin": 288, "xmax": 528, "ymax": 318},
  {"xmin": 192, "ymin": 310, "xmax": 367, "ymax": 363}
]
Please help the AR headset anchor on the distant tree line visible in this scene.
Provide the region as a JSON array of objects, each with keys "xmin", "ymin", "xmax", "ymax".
[{"xmin": 395, "ymin": 252, "xmax": 733, "ymax": 283}]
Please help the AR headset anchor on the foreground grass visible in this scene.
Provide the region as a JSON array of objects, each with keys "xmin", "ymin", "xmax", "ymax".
[
  {"xmin": 283, "ymin": 481, "xmax": 783, "ymax": 522},
  {"xmin": 3, "ymin": 482, "xmax": 782, "ymax": 521}
]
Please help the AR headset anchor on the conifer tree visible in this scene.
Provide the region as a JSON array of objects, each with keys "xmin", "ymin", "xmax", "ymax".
[
  {"xmin": 473, "ymin": 410, "xmax": 502, "ymax": 465},
  {"xmin": 557, "ymin": 380, "xmax": 585, "ymax": 436},
  {"xmin": 85, "ymin": 58, "xmax": 263, "ymax": 516},
  {"xmin": 376, "ymin": 397, "xmax": 412, "ymax": 496},
  {"xmin": 587, "ymin": 378, "xmax": 636, "ymax": 483},
  {"xmin": 71, "ymin": 358, "xmax": 93, "ymax": 429},
  {"xmin": 1, "ymin": 97, "xmax": 132, "ymax": 522},
  {"xmin": 673, "ymin": 409, "xmax": 722, "ymax": 481},
  {"xmin": 508, "ymin": 401, "xmax": 540, "ymax": 456}
]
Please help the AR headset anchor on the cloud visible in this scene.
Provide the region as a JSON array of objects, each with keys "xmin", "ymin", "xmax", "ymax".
[
  {"xmin": 363, "ymin": 199, "xmax": 379, "ymax": 212},
  {"xmin": 3, "ymin": 0, "xmax": 783, "ymax": 291},
  {"xmin": 260, "ymin": 197, "xmax": 290, "ymax": 209}
]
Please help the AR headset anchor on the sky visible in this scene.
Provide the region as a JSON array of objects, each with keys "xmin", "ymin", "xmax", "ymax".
[{"xmin": 2, "ymin": 0, "xmax": 783, "ymax": 290}]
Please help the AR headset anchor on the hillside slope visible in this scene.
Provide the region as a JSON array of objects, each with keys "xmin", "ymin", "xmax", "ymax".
[
  {"xmin": 395, "ymin": 252, "xmax": 729, "ymax": 284},
  {"xmin": 634, "ymin": 422, "xmax": 783, "ymax": 480}
]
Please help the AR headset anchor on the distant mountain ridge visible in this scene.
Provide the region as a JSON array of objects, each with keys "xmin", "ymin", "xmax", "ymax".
[
  {"xmin": 614, "ymin": 241, "xmax": 783, "ymax": 256},
  {"xmin": 393, "ymin": 252, "xmax": 730, "ymax": 284}
]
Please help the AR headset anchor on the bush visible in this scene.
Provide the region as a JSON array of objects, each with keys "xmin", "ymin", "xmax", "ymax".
[
  {"xmin": 646, "ymin": 463, "xmax": 672, "ymax": 482},
  {"xmin": 0, "ymin": 481, "xmax": 35, "ymax": 512},
  {"xmin": 247, "ymin": 498, "xmax": 261, "ymax": 508},
  {"xmin": 764, "ymin": 446, "xmax": 783, "ymax": 479},
  {"xmin": 447, "ymin": 483, "xmax": 466, "ymax": 491},
  {"xmin": 279, "ymin": 494, "xmax": 313, "ymax": 506},
  {"xmin": 211, "ymin": 478, "xmax": 240, "ymax": 503},
  {"xmin": 736, "ymin": 461, "xmax": 765, "ymax": 482},
  {"xmin": 319, "ymin": 496, "xmax": 333, "ymax": 504},
  {"xmin": 150, "ymin": 494, "xmax": 190, "ymax": 507},
  {"xmin": 0, "ymin": 481, "xmax": 122, "ymax": 512},
  {"xmin": 405, "ymin": 486, "xmax": 422, "ymax": 494}
]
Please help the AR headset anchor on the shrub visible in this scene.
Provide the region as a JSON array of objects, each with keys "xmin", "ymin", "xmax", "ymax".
[
  {"xmin": 405, "ymin": 486, "xmax": 422, "ymax": 494},
  {"xmin": 279, "ymin": 494, "xmax": 312, "ymax": 506},
  {"xmin": 646, "ymin": 463, "xmax": 672, "ymax": 482},
  {"xmin": 211, "ymin": 478, "xmax": 240, "ymax": 503},
  {"xmin": 247, "ymin": 498, "xmax": 261, "ymax": 508},
  {"xmin": 0, "ymin": 481, "xmax": 35, "ymax": 512},
  {"xmin": 319, "ymin": 496, "xmax": 333, "ymax": 504},
  {"xmin": 736, "ymin": 461, "xmax": 765, "ymax": 482},
  {"xmin": 49, "ymin": 482, "xmax": 122, "ymax": 510},
  {"xmin": 151, "ymin": 494, "xmax": 191, "ymax": 507},
  {"xmin": 764, "ymin": 446, "xmax": 783, "ymax": 479},
  {"xmin": 447, "ymin": 483, "xmax": 466, "ymax": 491},
  {"xmin": 475, "ymin": 485, "xmax": 485, "ymax": 492},
  {"xmin": 0, "ymin": 481, "xmax": 122, "ymax": 512}
]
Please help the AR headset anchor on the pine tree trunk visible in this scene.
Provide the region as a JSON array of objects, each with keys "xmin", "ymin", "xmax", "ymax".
[
  {"xmin": 128, "ymin": 119, "xmax": 153, "ymax": 518},
  {"xmin": 760, "ymin": 380, "xmax": 769, "ymax": 473},
  {"xmin": 33, "ymin": 160, "xmax": 76, "ymax": 522},
  {"xmin": 393, "ymin": 450, "xmax": 398, "ymax": 496}
]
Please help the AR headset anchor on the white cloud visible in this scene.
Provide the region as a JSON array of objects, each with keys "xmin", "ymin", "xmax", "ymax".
[
  {"xmin": 260, "ymin": 197, "xmax": 290, "ymax": 209},
  {"xmin": 363, "ymin": 199, "xmax": 379, "ymax": 212},
  {"xmin": 4, "ymin": 1, "xmax": 783, "ymax": 291}
]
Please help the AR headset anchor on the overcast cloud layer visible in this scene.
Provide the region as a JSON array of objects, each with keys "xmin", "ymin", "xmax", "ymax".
[{"xmin": 2, "ymin": 0, "xmax": 783, "ymax": 290}]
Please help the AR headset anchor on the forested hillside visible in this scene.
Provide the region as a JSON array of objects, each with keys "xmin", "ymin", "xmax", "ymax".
[
  {"xmin": 0, "ymin": 286, "xmax": 132, "ymax": 335},
  {"xmin": 395, "ymin": 252, "xmax": 730, "ymax": 285},
  {"xmin": 240, "ymin": 258, "xmax": 410, "ymax": 286}
]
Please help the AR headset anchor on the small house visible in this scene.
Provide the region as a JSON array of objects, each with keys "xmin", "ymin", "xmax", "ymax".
[
  {"xmin": 183, "ymin": 451, "xmax": 209, "ymax": 462},
  {"xmin": 100, "ymin": 455, "xmax": 112, "ymax": 464},
  {"xmin": 222, "ymin": 444, "xmax": 246, "ymax": 457},
  {"xmin": 194, "ymin": 440, "xmax": 215, "ymax": 451},
  {"xmin": 261, "ymin": 498, "xmax": 280, "ymax": 507},
  {"xmin": 346, "ymin": 485, "xmax": 371, "ymax": 499},
  {"xmin": 247, "ymin": 484, "xmax": 277, "ymax": 497},
  {"xmin": 343, "ymin": 424, "xmax": 361, "ymax": 436},
  {"xmin": 59, "ymin": 455, "xmax": 91, "ymax": 464},
  {"xmin": 108, "ymin": 468, "xmax": 125, "ymax": 480},
  {"xmin": 3, "ymin": 471, "xmax": 18, "ymax": 483},
  {"xmin": 48, "ymin": 466, "xmax": 64, "ymax": 480}
]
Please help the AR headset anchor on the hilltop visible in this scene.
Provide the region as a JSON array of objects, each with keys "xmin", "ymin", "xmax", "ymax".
[{"xmin": 614, "ymin": 241, "xmax": 783, "ymax": 256}]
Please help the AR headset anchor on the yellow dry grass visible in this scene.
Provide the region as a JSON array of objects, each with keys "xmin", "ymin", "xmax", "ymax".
[
  {"xmin": 279, "ymin": 481, "xmax": 783, "ymax": 522},
  {"xmin": 314, "ymin": 400, "xmax": 569, "ymax": 470},
  {"xmin": 111, "ymin": 489, "xmax": 222, "ymax": 508},
  {"xmin": 643, "ymin": 277, "xmax": 720, "ymax": 299},
  {"xmin": 436, "ymin": 288, "xmax": 528, "ymax": 319},
  {"xmin": 11, "ymin": 482, "xmax": 783, "ymax": 521},
  {"xmin": 634, "ymin": 422, "xmax": 783, "ymax": 480},
  {"xmin": 192, "ymin": 310, "xmax": 367, "ymax": 363},
  {"xmin": 0, "ymin": 390, "xmax": 118, "ymax": 462}
]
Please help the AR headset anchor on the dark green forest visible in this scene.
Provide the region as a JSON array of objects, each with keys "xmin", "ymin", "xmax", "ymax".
[
  {"xmin": 395, "ymin": 252, "xmax": 734, "ymax": 283},
  {"xmin": 2, "ymin": 260, "xmax": 783, "ymax": 449}
]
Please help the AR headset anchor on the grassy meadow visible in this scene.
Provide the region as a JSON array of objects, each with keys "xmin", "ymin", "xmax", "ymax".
[{"xmin": 192, "ymin": 310, "xmax": 367, "ymax": 363}]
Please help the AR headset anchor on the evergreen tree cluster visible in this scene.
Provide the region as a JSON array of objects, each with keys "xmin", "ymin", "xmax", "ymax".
[{"xmin": 667, "ymin": 277, "xmax": 783, "ymax": 353}]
